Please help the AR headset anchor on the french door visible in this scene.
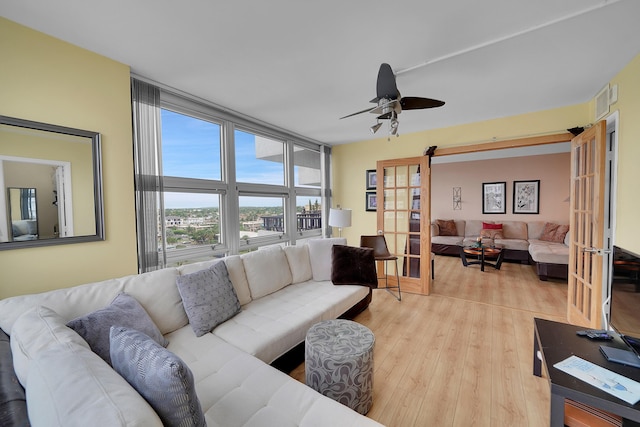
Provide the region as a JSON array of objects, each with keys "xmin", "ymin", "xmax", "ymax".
[
  {"xmin": 567, "ymin": 121, "xmax": 607, "ymax": 327},
  {"xmin": 376, "ymin": 156, "xmax": 431, "ymax": 295}
]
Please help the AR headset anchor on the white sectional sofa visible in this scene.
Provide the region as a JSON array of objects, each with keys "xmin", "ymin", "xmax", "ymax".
[{"xmin": 0, "ymin": 238, "xmax": 383, "ymax": 427}]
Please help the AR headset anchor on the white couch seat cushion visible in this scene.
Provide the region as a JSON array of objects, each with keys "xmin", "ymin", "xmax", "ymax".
[
  {"xmin": 26, "ymin": 342, "xmax": 162, "ymax": 427},
  {"xmin": 212, "ymin": 281, "xmax": 370, "ymax": 364},
  {"xmin": 10, "ymin": 305, "xmax": 90, "ymax": 387},
  {"xmin": 307, "ymin": 238, "xmax": 347, "ymax": 281},
  {"xmin": 528, "ymin": 239, "xmax": 570, "ymax": 264},
  {"xmin": 283, "ymin": 245, "xmax": 313, "ymax": 284},
  {"xmin": 241, "ymin": 247, "xmax": 293, "ymax": 299},
  {"xmin": 0, "ymin": 268, "xmax": 187, "ymax": 336},
  {"xmin": 165, "ymin": 328, "xmax": 383, "ymax": 427}
]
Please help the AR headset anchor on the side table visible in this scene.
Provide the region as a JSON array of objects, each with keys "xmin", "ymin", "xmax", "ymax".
[{"xmin": 305, "ymin": 319, "xmax": 375, "ymax": 415}]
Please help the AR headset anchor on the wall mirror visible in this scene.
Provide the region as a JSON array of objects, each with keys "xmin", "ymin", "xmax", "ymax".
[{"xmin": 0, "ymin": 115, "xmax": 104, "ymax": 250}]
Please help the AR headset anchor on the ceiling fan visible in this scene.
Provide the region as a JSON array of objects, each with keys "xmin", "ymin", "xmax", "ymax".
[{"xmin": 340, "ymin": 63, "xmax": 445, "ymax": 137}]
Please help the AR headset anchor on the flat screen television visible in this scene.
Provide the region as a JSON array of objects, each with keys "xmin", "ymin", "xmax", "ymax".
[{"xmin": 608, "ymin": 245, "xmax": 640, "ymax": 356}]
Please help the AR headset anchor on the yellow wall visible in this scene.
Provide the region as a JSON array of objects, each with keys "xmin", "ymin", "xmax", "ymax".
[
  {"xmin": 608, "ymin": 54, "xmax": 640, "ymax": 255},
  {"xmin": 0, "ymin": 18, "xmax": 138, "ymax": 298}
]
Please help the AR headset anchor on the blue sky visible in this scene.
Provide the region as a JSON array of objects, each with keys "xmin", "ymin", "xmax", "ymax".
[{"xmin": 161, "ymin": 110, "xmax": 300, "ymax": 208}]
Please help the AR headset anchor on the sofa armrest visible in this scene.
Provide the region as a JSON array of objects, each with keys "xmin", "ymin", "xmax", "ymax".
[
  {"xmin": 0, "ymin": 330, "xmax": 28, "ymax": 427},
  {"xmin": 430, "ymin": 223, "xmax": 439, "ymax": 236}
]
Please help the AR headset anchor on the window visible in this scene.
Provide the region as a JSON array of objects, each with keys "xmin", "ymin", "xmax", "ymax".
[
  {"xmin": 235, "ymin": 129, "xmax": 284, "ymax": 185},
  {"xmin": 161, "ymin": 110, "xmax": 221, "ymax": 180},
  {"xmin": 131, "ymin": 82, "xmax": 329, "ymax": 271}
]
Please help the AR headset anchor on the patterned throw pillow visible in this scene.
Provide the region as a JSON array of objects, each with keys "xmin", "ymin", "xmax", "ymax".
[
  {"xmin": 539, "ymin": 222, "xmax": 570, "ymax": 243},
  {"xmin": 109, "ymin": 327, "xmax": 207, "ymax": 427},
  {"xmin": 66, "ymin": 293, "xmax": 168, "ymax": 365},
  {"xmin": 436, "ymin": 219, "xmax": 458, "ymax": 236},
  {"xmin": 176, "ymin": 262, "xmax": 241, "ymax": 337},
  {"xmin": 480, "ymin": 229, "xmax": 504, "ymax": 239}
]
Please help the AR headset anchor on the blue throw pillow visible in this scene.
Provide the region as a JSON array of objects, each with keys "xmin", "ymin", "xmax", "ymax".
[
  {"xmin": 66, "ymin": 293, "xmax": 168, "ymax": 365},
  {"xmin": 176, "ymin": 261, "xmax": 241, "ymax": 337},
  {"xmin": 110, "ymin": 326, "xmax": 207, "ymax": 427}
]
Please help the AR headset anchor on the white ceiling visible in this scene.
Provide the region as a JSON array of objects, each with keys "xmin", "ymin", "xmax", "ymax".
[{"xmin": 2, "ymin": 0, "xmax": 640, "ymax": 145}]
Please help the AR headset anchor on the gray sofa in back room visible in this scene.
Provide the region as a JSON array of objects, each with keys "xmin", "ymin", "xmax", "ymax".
[{"xmin": 431, "ymin": 219, "xmax": 570, "ymax": 280}]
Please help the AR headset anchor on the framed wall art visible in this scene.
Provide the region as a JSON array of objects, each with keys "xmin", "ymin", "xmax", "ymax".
[
  {"xmin": 365, "ymin": 191, "xmax": 377, "ymax": 211},
  {"xmin": 513, "ymin": 180, "xmax": 540, "ymax": 214},
  {"xmin": 482, "ymin": 182, "xmax": 506, "ymax": 214},
  {"xmin": 366, "ymin": 169, "xmax": 377, "ymax": 190}
]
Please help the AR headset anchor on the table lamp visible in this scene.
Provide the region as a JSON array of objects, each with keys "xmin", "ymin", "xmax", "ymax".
[{"xmin": 328, "ymin": 207, "xmax": 352, "ymax": 237}]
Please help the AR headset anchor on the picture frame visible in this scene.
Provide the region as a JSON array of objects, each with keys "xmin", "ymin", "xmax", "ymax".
[
  {"xmin": 366, "ymin": 169, "xmax": 377, "ymax": 190},
  {"xmin": 513, "ymin": 180, "xmax": 540, "ymax": 214},
  {"xmin": 482, "ymin": 182, "xmax": 506, "ymax": 214},
  {"xmin": 365, "ymin": 191, "xmax": 377, "ymax": 211}
]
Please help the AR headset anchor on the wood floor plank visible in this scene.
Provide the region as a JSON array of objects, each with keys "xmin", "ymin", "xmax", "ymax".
[{"xmin": 289, "ymin": 254, "xmax": 568, "ymax": 426}]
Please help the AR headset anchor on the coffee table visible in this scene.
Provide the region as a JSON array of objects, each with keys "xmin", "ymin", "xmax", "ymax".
[{"xmin": 460, "ymin": 243, "xmax": 505, "ymax": 271}]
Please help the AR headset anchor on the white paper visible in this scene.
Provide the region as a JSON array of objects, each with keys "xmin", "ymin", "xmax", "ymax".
[{"xmin": 554, "ymin": 355, "xmax": 640, "ymax": 405}]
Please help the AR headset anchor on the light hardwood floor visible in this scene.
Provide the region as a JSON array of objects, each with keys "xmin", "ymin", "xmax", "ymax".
[{"xmin": 290, "ymin": 255, "xmax": 569, "ymax": 427}]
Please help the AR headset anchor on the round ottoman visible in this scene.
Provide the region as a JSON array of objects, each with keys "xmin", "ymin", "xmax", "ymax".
[{"xmin": 305, "ymin": 319, "xmax": 375, "ymax": 414}]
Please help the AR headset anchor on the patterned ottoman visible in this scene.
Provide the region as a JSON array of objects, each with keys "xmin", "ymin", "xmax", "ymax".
[{"xmin": 305, "ymin": 319, "xmax": 375, "ymax": 415}]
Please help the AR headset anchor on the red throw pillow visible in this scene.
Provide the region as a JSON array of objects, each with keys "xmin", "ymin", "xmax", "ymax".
[
  {"xmin": 539, "ymin": 223, "xmax": 569, "ymax": 243},
  {"xmin": 482, "ymin": 222, "xmax": 502, "ymax": 230},
  {"xmin": 436, "ymin": 219, "xmax": 458, "ymax": 236}
]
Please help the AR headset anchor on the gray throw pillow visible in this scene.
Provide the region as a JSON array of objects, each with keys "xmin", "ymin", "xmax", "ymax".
[
  {"xmin": 176, "ymin": 261, "xmax": 241, "ymax": 337},
  {"xmin": 109, "ymin": 327, "xmax": 207, "ymax": 427},
  {"xmin": 66, "ymin": 293, "xmax": 168, "ymax": 365}
]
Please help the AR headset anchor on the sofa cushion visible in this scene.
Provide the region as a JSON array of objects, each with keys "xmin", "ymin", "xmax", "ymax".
[
  {"xmin": 436, "ymin": 219, "xmax": 458, "ymax": 236},
  {"xmin": 176, "ymin": 262, "xmax": 241, "ymax": 337},
  {"xmin": 66, "ymin": 293, "xmax": 168, "ymax": 365},
  {"xmin": 110, "ymin": 327, "xmax": 206, "ymax": 427},
  {"xmin": 307, "ymin": 238, "xmax": 347, "ymax": 281},
  {"xmin": 501, "ymin": 221, "xmax": 528, "ymax": 240},
  {"xmin": 241, "ymin": 247, "xmax": 293, "ymax": 299},
  {"xmin": 283, "ymin": 245, "xmax": 313, "ymax": 283},
  {"xmin": 211, "ymin": 280, "xmax": 369, "ymax": 364},
  {"xmin": 529, "ymin": 239, "xmax": 570, "ymax": 264},
  {"xmin": 540, "ymin": 222, "xmax": 570, "ymax": 243},
  {"xmin": 331, "ymin": 245, "xmax": 377, "ymax": 287},
  {"xmin": 26, "ymin": 341, "xmax": 163, "ymax": 427},
  {"xmin": 10, "ymin": 305, "xmax": 90, "ymax": 387},
  {"xmin": 164, "ymin": 328, "xmax": 383, "ymax": 427},
  {"xmin": 0, "ymin": 267, "xmax": 187, "ymax": 337},
  {"xmin": 464, "ymin": 220, "xmax": 484, "ymax": 237}
]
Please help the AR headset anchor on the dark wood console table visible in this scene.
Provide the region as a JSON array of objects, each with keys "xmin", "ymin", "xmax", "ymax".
[{"xmin": 533, "ymin": 318, "xmax": 640, "ymax": 426}]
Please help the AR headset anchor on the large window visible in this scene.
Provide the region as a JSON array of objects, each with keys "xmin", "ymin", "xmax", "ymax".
[{"xmin": 139, "ymin": 86, "xmax": 328, "ymax": 270}]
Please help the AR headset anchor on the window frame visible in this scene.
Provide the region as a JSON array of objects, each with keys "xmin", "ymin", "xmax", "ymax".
[{"xmin": 149, "ymin": 86, "xmax": 327, "ymax": 268}]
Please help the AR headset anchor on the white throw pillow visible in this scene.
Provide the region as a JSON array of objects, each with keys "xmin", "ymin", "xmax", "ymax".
[
  {"xmin": 307, "ymin": 238, "xmax": 347, "ymax": 281},
  {"xmin": 283, "ymin": 245, "xmax": 313, "ymax": 283},
  {"xmin": 241, "ymin": 246, "xmax": 293, "ymax": 299},
  {"xmin": 27, "ymin": 342, "xmax": 162, "ymax": 427},
  {"xmin": 10, "ymin": 305, "xmax": 90, "ymax": 387}
]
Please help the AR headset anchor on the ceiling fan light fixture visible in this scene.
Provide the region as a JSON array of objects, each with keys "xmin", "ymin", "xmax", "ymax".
[{"xmin": 370, "ymin": 122, "xmax": 382, "ymax": 134}]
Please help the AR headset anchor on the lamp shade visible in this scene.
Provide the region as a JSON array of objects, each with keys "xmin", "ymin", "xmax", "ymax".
[{"xmin": 328, "ymin": 208, "xmax": 352, "ymax": 228}]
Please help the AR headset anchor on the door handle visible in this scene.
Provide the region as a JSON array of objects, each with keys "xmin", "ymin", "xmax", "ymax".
[{"xmin": 583, "ymin": 247, "xmax": 611, "ymax": 256}]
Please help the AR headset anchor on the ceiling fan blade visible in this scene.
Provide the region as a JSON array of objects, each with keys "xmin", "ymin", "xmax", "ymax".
[
  {"xmin": 374, "ymin": 63, "xmax": 400, "ymax": 101},
  {"xmin": 339, "ymin": 106, "xmax": 375, "ymax": 119},
  {"xmin": 400, "ymin": 96, "xmax": 445, "ymax": 110}
]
